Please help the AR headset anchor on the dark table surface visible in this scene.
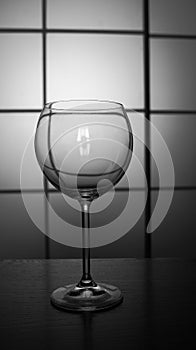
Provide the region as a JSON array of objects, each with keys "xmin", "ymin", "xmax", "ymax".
[{"xmin": 0, "ymin": 258, "xmax": 196, "ymax": 349}]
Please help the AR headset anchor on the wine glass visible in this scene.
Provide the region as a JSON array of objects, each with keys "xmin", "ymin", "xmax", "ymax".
[{"xmin": 35, "ymin": 100, "xmax": 133, "ymax": 311}]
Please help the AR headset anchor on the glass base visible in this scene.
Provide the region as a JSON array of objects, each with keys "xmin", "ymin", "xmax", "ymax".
[{"xmin": 50, "ymin": 283, "xmax": 123, "ymax": 312}]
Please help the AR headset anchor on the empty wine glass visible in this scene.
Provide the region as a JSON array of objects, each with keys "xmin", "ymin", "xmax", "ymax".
[{"xmin": 35, "ymin": 100, "xmax": 133, "ymax": 311}]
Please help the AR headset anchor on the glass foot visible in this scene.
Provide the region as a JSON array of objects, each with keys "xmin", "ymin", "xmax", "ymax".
[{"xmin": 50, "ymin": 283, "xmax": 123, "ymax": 312}]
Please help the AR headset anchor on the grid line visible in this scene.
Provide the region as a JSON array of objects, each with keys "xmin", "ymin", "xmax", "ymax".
[
  {"xmin": 0, "ymin": 28, "xmax": 144, "ymax": 35},
  {"xmin": 42, "ymin": 0, "xmax": 50, "ymax": 259},
  {"xmin": 0, "ymin": 186, "xmax": 196, "ymax": 195},
  {"xmin": 1, "ymin": 109, "xmax": 196, "ymax": 115},
  {"xmin": 1, "ymin": 28, "xmax": 196, "ymax": 40},
  {"xmin": 143, "ymin": 0, "xmax": 151, "ymax": 258},
  {"xmin": 151, "ymin": 33, "xmax": 196, "ymax": 40}
]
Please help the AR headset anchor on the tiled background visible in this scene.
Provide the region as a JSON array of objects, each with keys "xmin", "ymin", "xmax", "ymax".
[{"xmin": 0, "ymin": 0, "xmax": 195, "ymax": 258}]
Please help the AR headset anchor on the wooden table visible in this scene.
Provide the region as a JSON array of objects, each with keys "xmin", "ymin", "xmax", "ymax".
[{"xmin": 0, "ymin": 259, "xmax": 196, "ymax": 349}]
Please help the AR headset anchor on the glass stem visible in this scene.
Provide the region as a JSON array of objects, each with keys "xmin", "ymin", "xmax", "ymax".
[{"xmin": 78, "ymin": 201, "xmax": 96, "ymax": 287}]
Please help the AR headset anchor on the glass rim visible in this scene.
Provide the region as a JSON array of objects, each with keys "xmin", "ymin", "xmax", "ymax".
[{"xmin": 45, "ymin": 99, "xmax": 124, "ymax": 112}]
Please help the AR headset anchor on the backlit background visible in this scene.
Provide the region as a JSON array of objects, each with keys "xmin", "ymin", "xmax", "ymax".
[{"xmin": 0, "ymin": 0, "xmax": 196, "ymax": 258}]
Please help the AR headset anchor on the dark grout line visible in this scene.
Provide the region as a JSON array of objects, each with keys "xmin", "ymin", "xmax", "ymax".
[
  {"xmin": 0, "ymin": 28, "xmax": 43, "ymax": 33},
  {"xmin": 41, "ymin": 0, "xmax": 50, "ymax": 259},
  {"xmin": 143, "ymin": 0, "xmax": 151, "ymax": 258},
  {"xmin": 150, "ymin": 33, "xmax": 196, "ymax": 40},
  {"xmin": 0, "ymin": 28, "xmax": 143, "ymax": 35},
  {"xmin": 150, "ymin": 110, "xmax": 196, "ymax": 115},
  {"xmin": 0, "ymin": 109, "xmax": 42, "ymax": 113},
  {"xmin": 47, "ymin": 28, "xmax": 144, "ymax": 35},
  {"xmin": 42, "ymin": 0, "xmax": 47, "ymax": 106},
  {"xmin": 2, "ymin": 186, "xmax": 195, "ymax": 195},
  {"xmin": 1, "ymin": 28, "xmax": 196, "ymax": 40},
  {"xmin": 0, "ymin": 109, "xmax": 196, "ymax": 115}
]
